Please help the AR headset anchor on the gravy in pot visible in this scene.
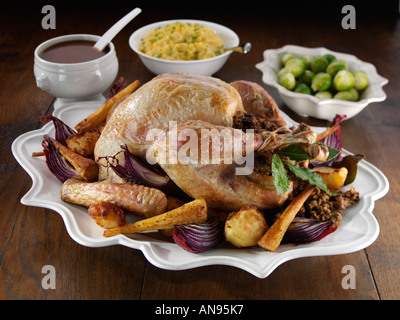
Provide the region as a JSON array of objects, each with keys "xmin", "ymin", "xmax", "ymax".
[{"xmin": 39, "ymin": 40, "xmax": 108, "ymax": 63}]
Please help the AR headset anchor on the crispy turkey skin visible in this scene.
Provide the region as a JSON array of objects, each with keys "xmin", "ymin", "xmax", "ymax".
[{"xmin": 94, "ymin": 73, "xmax": 318, "ymax": 211}]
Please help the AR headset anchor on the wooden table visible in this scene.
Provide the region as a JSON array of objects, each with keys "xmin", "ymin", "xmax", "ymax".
[{"xmin": 1, "ymin": 4, "xmax": 399, "ymax": 300}]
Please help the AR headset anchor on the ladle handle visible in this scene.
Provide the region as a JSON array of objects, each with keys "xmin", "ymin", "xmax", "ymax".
[{"xmin": 94, "ymin": 7, "xmax": 142, "ymax": 52}]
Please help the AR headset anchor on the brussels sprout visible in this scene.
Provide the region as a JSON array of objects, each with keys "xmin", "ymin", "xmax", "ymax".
[
  {"xmin": 311, "ymin": 56, "xmax": 329, "ymax": 73},
  {"xmin": 311, "ymin": 72, "xmax": 332, "ymax": 92},
  {"xmin": 333, "ymin": 70, "xmax": 355, "ymax": 91},
  {"xmin": 282, "ymin": 53, "xmax": 297, "ymax": 65},
  {"xmin": 315, "ymin": 91, "xmax": 333, "ymax": 100},
  {"xmin": 285, "ymin": 57, "xmax": 306, "ymax": 77},
  {"xmin": 278, "ymin": 72, "xmax": 296, "ymax": 90},
  {"xmin": 301, "ymin": 70, "xmax": 315, "ymax": 85},
  {"xmin": 353, "ymin": 70, "xmax": 369, "ymax": 90},
  {"xmin": 326, "ymin": 59, "xmax": 347, "ymax": 77},
  {"xmin": 301, "ymin": 55, "xmax": 313, "ymax": 69},
  {"xmin": 294, "ymin": 83, "xmax": 312, "ymax": 95},
  {"xmin": 277, "ymin": 67, "xmax": 291, "ymax": 78},
  {"xmin": 323, "ymin": 54, "xmax": 336, "ymax": 64},
  {"xmin": 334, "ymin": 88, "xmax": 359, "ymax": 101}
]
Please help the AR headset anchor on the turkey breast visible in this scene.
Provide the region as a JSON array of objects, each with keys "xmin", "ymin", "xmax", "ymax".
[{"xmin": 95, "ymin": 73, "xmax": 244, "ymax": 181}]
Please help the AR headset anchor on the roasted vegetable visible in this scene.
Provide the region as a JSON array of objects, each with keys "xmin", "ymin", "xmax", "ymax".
[
  {"xmin": 99, "ymin": 145, "xmax": 169, "ymax": 188},
  {"xmin": 173, "ymin": 218, "xmax": 223, "ymax": 253},
  {"xmin": 66, "ymin": 128, "xmax": 101, "ymax": 157},
  {"xmin": 88, "ymin": 201, "xmax": 128, "ymax": 229},
  {"xmin": 103, "ymin": 199, "xmax": 207, "ymax": 237},
  {"xmin": 75, "ymin": 80, "xmax": 140, "ymax": 132},
  {"xmin": 311, "ymin": 166, "xmax": 348, "ymax": 190},
  {"xmin": 159, "ymin": 196, "xmax": 187, "ymax": 237},
  {"xmin": 332, "ymin": 154, "xmax": 365, "ymax": 185},
  {"xmin": 258, "ymin": 186, "xmax": 314, "ymax": 252},
  {"xmin": 42, "ymin": 136, "xmax": 80, "ymax": 182},
  {"xmin": 43, "ymin": 135, "xmax": 98, "ymax": 181},
  {"xmin": 41, "ymin": 115, "xmax": 75, "ymax": 146},
  {"xmin": 282, "ymin": 216, "xmax": 336, "ymax": 244},
  {"xmin": 224, "ymin": 206, "xmax": 268, "ymax": 248}
]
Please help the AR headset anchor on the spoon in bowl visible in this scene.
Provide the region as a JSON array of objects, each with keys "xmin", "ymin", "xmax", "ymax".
[
  {"xmin": 94, "ymin": 7, "xmax": 142, "ymax": 52},
  {"xmin": 224, "ymin": 42, "xmax": 252, "ymax": 54}
]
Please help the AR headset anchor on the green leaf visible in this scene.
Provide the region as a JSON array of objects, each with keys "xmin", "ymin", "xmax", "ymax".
[
  {"xmin": 280, "ymin": 143, "xmax": 340, "ymax": 163},
  {"xmin": 271, "ymin": 154, "xmax": 290, "ymax": 194},
  {"xmin": 285, "ymin": 161, "xmax": 337, "ymax": 195},
  {"xmin": 279, "ymin": 145, "xmax": 310, "ymax": 162},
  {"xmin": 315, "ymin": 142, "xmax": 341, "ymax": 161}
]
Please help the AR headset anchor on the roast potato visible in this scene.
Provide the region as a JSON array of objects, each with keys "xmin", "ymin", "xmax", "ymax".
[
  {"xmin": 224, "ymin": 206, "xmax": 268, "ymax": 248},
  {"xmin": 312, "ymin": 166, "xmax": 348, "ymax": 190},
  {"xmin": 88, "ymin": 201, "xmax": 128, "ymax": 229}
]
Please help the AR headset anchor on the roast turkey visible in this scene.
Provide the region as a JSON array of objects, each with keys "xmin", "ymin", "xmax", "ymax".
[
  {"xmin": 94, "ymin": 73, "xmax": 325, "ymax": 211},
  {"xmin": 95, "ymin": 73, "xmax": 244, "ymax": 181}
]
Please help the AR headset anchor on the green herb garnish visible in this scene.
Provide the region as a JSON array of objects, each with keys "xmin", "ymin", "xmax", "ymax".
[
  {"xmin": 285, "ymin": 161, "xmax": 336, "ymax": 195},
  {"xmin": 279, "ymin": 143, "xmax": 340, "ymax": 162},
  {"xmin": 271, "ymin": 154, "xmax": 290, "ymax": 194}
]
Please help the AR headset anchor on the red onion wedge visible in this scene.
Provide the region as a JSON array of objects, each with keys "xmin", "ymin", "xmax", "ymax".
[
  {"xmin": 41, "ymin": 115, "xmax": 75, "ymax": 146},
  {"xmin": 281, "ymin": 216, "xmax": 337, "ymax": 244},
  {"xmin": 172, "ymin": 219, "xmax": 224, "ymax": 253},
  {"xmin": 99, "ymin": 145, "xmax": 169, "ymax": 188},
  {"xmin": 42, "ymin": 135, "xmax": 80, "ymax": 182},
  {"xmin": 313, "ymin": 114, "xmax": 346, "ymax": 167},
  {"xmin": 107, "ymin": 77, "xmax": 128, "ymax": 100}
]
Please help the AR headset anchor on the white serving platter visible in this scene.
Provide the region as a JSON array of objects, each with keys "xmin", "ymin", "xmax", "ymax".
[{"xmin": 11, "ymin": 102, "xmax": 389, "ymax": 278}]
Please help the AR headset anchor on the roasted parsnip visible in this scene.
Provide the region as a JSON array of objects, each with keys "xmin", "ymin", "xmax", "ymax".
[
  {"xmin": 45, "ymin": 135, "xmax": 98, "ymax": 181},
  {"xmin": 75, "ymin": 80, "xmax": 140, "ymax": 132},
  {"xmin": 258, "ymin": 186, "xmax": 314, "ymax": 252},
  {"xmin": 103, "ymin": 199, "xmax": 207, "ymax": 237},
  {"xmin": 66, "ymin": 127, "xmax": 101, "ymax": 157}
]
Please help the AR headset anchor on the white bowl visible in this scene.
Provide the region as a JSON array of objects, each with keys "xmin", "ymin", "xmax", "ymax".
[
  {"xmin": 129, "ymin": 19, "xmax": 239, "ymax": 76},
  {"xmin": 34, "ymin": 34, "xmax": 119, "ymax": 108},
  {"xmin": 256, "ymin": 45, "xmax": 388, "ymax": 121}
]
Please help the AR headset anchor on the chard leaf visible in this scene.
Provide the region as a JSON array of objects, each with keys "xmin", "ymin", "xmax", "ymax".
[
  {"xmin": 271, "ymin": 154, "xmax": 290, "ymax": 194},
  {"xmin": 285, "ymin": 161, "xmax": 336, "ymax": 195}
]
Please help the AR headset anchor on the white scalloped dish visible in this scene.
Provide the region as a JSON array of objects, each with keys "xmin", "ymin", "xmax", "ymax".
[
  {"xmin": 256, "ymin": 45, "xmax": 388, "ymax": 121},
  {"xmin": 12, "ymin": 102, "xmax": 389, "ymax": 278}
]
